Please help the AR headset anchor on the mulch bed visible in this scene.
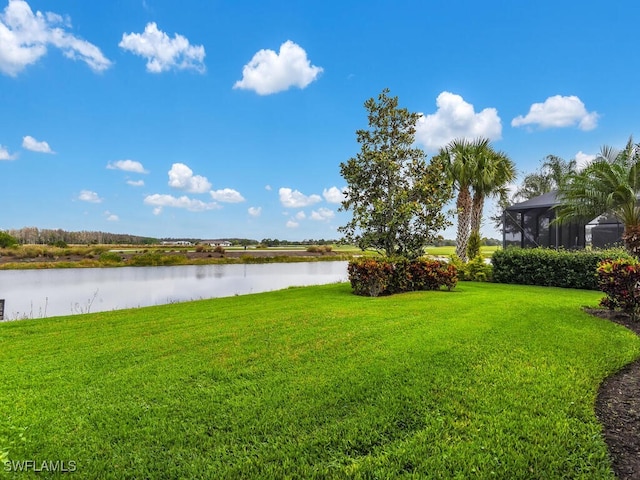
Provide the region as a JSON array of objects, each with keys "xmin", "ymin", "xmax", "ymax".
[{"xmin": 587, "ymin": 308, "xmax": 640, "ymax": 479}]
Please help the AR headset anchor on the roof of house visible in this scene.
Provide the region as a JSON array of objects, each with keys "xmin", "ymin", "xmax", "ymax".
[{"xmin": 506, "ymin": 190, "xmax": 559, "ymax": 211}]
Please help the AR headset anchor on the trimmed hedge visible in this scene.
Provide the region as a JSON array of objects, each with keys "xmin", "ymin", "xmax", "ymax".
[
  {"xmin": 492, "ymin": 247, "xmax": 632, "ymax": 290},
  {"xmin": 347, "ymin": 257, "xmax": 457, "ymax": 297}
]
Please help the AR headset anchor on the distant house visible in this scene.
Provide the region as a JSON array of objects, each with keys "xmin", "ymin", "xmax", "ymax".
[
  {"xmin": 503, "ymin": 190, "xmax": 623, "ymax": 249},
  {"xmin": 202, "ymin": 239, "xmax": 232, "ymax": 247},
  {"xmin": 161, "ymin": 240, "xmax": 193, "ymax": 246}
]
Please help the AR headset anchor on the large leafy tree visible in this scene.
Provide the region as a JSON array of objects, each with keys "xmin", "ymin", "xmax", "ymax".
[
  {"xmin": 555, "ymin": 137, "xmax": 640, "ymax": 256},
  {"xmin": 339, "ymin": 89, "xmax": 452, "ymax": 259},
  {"xmin": 0, "ymin": 231, "xmax": 17, "ymax": 248},
  {"xmin": 435, "ymin": 138, "xmax": 513, "ymax": 261}
]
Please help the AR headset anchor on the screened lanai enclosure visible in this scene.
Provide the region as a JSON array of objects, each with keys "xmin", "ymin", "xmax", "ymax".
[{"xmin": 502, "ymin": 190, "xmax": 624, "ymax": 249}]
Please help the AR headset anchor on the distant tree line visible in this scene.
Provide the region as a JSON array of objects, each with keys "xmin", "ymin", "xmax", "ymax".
[
  {"xmin": 3, "ymin": 227, "xmax": 487, "ymax": 249},
  {"xmin": 258, "ymin": 238, "xmax": 338, "ymax": 247},
  {"xmin": 1, "ymin": 229, "xmax": 343, "ymax": 247},
  {"xmin": 6, "ymin": 227, "xmax": 159, "ymax": 245}
]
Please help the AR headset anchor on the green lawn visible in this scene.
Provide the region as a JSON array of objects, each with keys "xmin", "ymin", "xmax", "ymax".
[
  {"xmin": 1, "ymin": 282, "xmax": 638, "ymax": 478},
  {"xmin": 424, "ymin": 245, "xmax": 500, "ymax": 258},
  {"xmin": 329, "ymin": 244, "xmax": 499, "ymax": 258}
]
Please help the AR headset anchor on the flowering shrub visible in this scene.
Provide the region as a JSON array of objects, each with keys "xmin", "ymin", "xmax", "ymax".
[
  {"xmin": 436, "ymin": 262, "xmax": 458, "ymax": 291},
  {"xmin": 348, "ymin": 258, "xmax": 457, "ymax": 297},
  {"xmin": 597, "ymin": 258, "xmax": 640, "ymax": 320},
  {"xmin": 407, "ymin": 259, "xmax": 458, "ymax": 291},
  {"xmin": 348, "ymin": 258, "xmax": 394, "ymax": 297}
]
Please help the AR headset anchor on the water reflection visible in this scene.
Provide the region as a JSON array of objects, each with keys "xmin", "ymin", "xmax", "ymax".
[{"xmin": 0, "ymin": 261, "xmax": 348, "ymax": 320}]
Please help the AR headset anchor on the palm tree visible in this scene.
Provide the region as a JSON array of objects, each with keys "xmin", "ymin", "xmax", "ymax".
[
  {"xmin": 543, "ymin": 155, "xmax": 576, "ymax": 188},
  {"xmin": 555, "ymin": 137, "xmax": 640, "ymax": 256},
  {"xmin": 470, "ymin": 147, "xmax": 516, "ymax": 235},
  {"xmin": 437, "ymin": 138, "xmax": 513, "ymax": 261},
  {"xmin": 514, "ymin": 155, "xmax": 576, "ymax": 202},
  {"xmin": 436, "ymin": 138, "xmax": 480, "ymax": 261}
]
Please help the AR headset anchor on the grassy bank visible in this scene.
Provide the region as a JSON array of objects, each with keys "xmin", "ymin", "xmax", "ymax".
[
  {"xmin": 0, "ymin": 244, "xmax": 498, "ymax": 270},
  {"xmin": 424, "ymin": 245, "xmax": 500, "ymax": 258},
  {"xmin": 0, "ymin": 244, "xmax": 354, "ymax": 270},
  {"xmin": 1, "ymin": 282, "xmax": 638, "ymax": 478}
]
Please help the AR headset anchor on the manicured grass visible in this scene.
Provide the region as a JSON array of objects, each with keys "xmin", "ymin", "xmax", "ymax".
[
  {"xmin": 424, "ymin": 245, "xmax": 500, "ymax": 258},
  {"xmin": 1, "ymin": 282, "xmax": 638, "ymax": 478}
]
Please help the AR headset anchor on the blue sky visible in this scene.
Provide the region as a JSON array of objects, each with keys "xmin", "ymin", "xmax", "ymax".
[{"xmin": 2, "ymin": 0, "xmax": 639, "ymax": 241}]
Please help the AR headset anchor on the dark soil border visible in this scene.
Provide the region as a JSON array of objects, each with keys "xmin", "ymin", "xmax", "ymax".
[{"xmin": 587, "ymin": 308, "xmax": 640, "ymax": 479}]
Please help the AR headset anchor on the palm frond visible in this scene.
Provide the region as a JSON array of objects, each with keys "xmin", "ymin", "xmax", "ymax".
[{"xmin": 555, "ymin": 138, "xmax": 640, "ymax": 229}]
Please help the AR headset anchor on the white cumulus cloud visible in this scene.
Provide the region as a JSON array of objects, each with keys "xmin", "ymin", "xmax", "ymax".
[
  {"xmin": 310, "ymin": 207, "xmax": 335, "ymax": 221},
  {"xmin": 233, "ymin": 40, "xmax": 323, "ymax": 95},
  {"xmin": 22, "ymin": 135, "xmax": 54, "ymax": 153},
  {"xmin": 0, "ymin": 0, "xmax": 112, "ymax": 76},
  {"xmin": 248, "ymin": 206, "xmax": 262, "ymax": 217},
  {"xmin": 415, "ymin": 92, "xmax": 502, "ymax": 152},
  {"xmin": 107, "ymin": 159, "xmax": 148, "ymax": 173},
  {"xmin": 210, "ymin": 188, "xmax": 245, "ymax": 203},
  {"xmin": 168, "ymin": 163, "xmax": 211, "ymax": 193},
  {"xmin": 279, "ymin": 187, "xmax": 322, "ymax": 208},
  {"xmin": 143, "ymin": 193, "xmax": 219, "ymax": 213},
  {"xmin": 78, "ymin": 190, "xmax": 102, "ymax": 203},
  {"xmin": 286, "ymin": 220, "xmax": 299, "ymax": 228},
  {"xmin": 575, "ymin": 151, "xmax": 596, "ymax": 170},
  {"xmin": 127, "ymin": 179, "xmax": 145, "ymax": 187},
  {"xmin": 119, "ymin": 22, "xmax": 205, "ymax": 73},
  {"xmin": 322, "ymin": 186, "xmax": 346, "ymax": 204},
  {"xmin": 0, "ymin": 145, "xmax": 17, "ymax": 160},
  {"xmin": 295, "ymin": 211, "xmax": 306, "ymax": 220},
  {"xmin": 511, "ymin": 95, "xmax": 599, "ymax": 131},
  {"xmin": 104, "ymin": 211, "xmax": 119, "ymax": 222}
]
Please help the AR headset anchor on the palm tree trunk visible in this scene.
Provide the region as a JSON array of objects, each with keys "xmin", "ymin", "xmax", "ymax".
[
  {"xmin": 622, "ymin": 224, "xmax": 640, "ymax": 258},
  {"xmin": 456, "ymin": 187, "xmax": 472, "ymax": 262},
  {"xmin": 471, "ymin": 192, "xmax": 484, "ymax": 235}
]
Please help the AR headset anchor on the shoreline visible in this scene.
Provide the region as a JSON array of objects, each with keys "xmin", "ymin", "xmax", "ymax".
[{"xmin": 0, "ymin": 249, "xmax": 355, "ymax": 271}]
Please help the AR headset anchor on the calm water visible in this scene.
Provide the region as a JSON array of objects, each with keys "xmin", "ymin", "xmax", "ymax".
[{"xmin": 0, "ymin": 261, "xmax": 348, "ymax": 320}]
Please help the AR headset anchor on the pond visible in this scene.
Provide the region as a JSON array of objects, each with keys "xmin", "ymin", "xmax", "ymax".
[{"xmin": 0, "ymin": 261, "xmax": 349, "ymax": 320}]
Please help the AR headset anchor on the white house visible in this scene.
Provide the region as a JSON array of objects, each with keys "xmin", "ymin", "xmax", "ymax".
[
  {"xmin": 161, "ymin": 240, "xmax": 193, "ymax": 246},
  {"xmin": 203, "ymin": 239, "xmax": 232, "ymax": 247}
]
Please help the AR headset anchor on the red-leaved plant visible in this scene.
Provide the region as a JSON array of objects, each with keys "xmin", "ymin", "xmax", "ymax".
[
  {"xmin": 348, "ymin": 258, "xmax": 457, "ymax": 297},
  {"xmin": 597, "ymin": 258, "xmax": 640, "ymax": 321}
]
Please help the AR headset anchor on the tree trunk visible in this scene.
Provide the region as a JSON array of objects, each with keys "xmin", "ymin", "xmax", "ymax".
[
  {"xmin": 622, "ymin": 224, "xmax": 640, "ymax": 258},
  {"xmin": 471, "ymin": 192, "xmax": 484, "ymax": 235},
  {"xmin": 456, "ymin": 187, "xmax": 472, "ymax": 262}
]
